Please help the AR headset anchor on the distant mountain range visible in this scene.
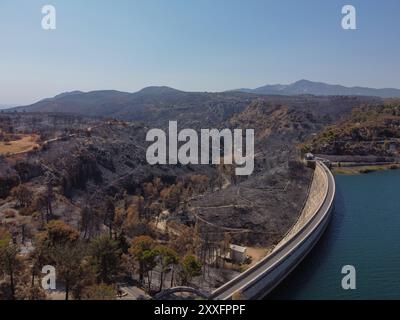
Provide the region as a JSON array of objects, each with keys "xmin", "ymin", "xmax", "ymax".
[
  {"xmin": 234, "ymin": 80, "xmax": 400, "ymax": 98},
  {"xmin": 11, "ymin": 87, "xmax": 183, "ymax": 117},
  {"xmin": 10, "ymin": 86, "xmax": 258, "ymax": 126},
  {"xmin": 7, "ymin": 80, "xmax": 399, "ymax": 120}
]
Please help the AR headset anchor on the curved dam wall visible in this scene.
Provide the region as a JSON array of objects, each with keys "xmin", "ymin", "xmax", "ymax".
[
  {"xmin": 211, "ymin": 161, "xmax": 335, "ymax": 300},
  {"xmin": 275, "ymin": 162, "xmax": 328, "ymax": 250}
]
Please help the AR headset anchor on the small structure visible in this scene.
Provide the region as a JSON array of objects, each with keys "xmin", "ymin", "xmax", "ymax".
[
  {"xmin": 305, "ymin": 153, "xmax": 315, "ymax": 161},
  {"xmin": 305, "ymin": 153, "xmax": 317, "ymax": 168},
  {"xmin": 229, "ymin": 244, "xmax": 247, "ymax": 264}
]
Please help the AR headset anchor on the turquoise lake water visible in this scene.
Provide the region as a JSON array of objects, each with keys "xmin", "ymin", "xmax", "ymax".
[{"xmin": 269, "ymin": 170, "xmax": 400, "ymax": 300}]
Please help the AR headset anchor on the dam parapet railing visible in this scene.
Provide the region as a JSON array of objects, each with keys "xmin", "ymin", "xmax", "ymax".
[{"xmin": 210, "ymin": 161, "xmax": 335, "ymax": 300}]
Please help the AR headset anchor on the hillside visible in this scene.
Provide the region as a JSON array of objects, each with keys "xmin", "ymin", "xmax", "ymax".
[
  {"xmin": 11, "ymin": 82, "xmax": 394, "ymax": 127},
  {"xmin": 189, "ymin": 95, "xmax": 377, "ymax": 245},
  {"xmin": 0, "ymin": 93, "xmax": 383, "ymax": 297},
  {"xmin": 11, "ymin": 87, "xmax": 259, "ymax": 128},
  {"xmin": 1, "ymin": 95, "xmax": 376, "ymax": 244},
  {"xmin": 302, "ymin": 100, "xmax": 400, "ymax": 162}
]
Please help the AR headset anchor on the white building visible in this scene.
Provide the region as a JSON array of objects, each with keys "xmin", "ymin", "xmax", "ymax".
[{"xmin": 229, "ymin": 244, "xmax": 247, "ymax": 264}]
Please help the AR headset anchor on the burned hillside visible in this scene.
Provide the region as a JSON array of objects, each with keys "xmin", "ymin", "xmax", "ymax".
[
  {"xmin": 0, "ymin": 95, "xmax": 381, "ymax": 296},
  {"xmin": 0, "ymin": 96, "xmax": 379, "ymax": 246}
]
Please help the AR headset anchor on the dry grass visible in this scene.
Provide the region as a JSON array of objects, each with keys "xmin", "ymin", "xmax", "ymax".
[
  {"xmin": 245, "ymin": 247, "xmax": 271, "ymax": 268},
  {"xmin": 0, "ymin": 134, "xmax": 39, "ymax": 155}
]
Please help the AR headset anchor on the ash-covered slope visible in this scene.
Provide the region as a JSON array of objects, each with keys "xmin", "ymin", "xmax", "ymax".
[
  {"xmin": 2, "ymin": 95, "xmax": 381, "ymax": 247},
  {"xmin": 192, "ymin": 95, "xmax": 379, "ymax": 246}
]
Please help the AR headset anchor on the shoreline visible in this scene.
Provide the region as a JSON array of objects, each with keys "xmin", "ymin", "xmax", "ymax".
[{"xmin": 333, "ymin": 163, "xmax": 400, "ymax": 175}]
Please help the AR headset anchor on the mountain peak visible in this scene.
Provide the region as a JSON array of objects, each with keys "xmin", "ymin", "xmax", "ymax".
[
  {"xmin": 293, "ymin": 79, "xmax": 314, "ymax": 85},
  {"xmin": 136, "ymin": 86, "xmax": 183, "ymax": 95},
  {"xmin": 53, "ymin": 91, "xmax": 84, "ymax": 99}
]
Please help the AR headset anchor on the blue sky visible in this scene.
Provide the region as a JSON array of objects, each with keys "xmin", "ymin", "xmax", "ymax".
[{"xmin": 1, "ymin": 0, "xmax": 400, "ymax": 105}]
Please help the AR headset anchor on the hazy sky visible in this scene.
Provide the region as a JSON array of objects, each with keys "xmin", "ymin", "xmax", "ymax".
[{"xmin": 1, "ymin": 0, "xmax": 400, "ymax": 105}]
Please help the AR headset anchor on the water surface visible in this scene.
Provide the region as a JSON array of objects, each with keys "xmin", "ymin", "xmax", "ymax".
[{"xmin": 270, "ymin": 170, "xmax": 400, "ymax": 300}]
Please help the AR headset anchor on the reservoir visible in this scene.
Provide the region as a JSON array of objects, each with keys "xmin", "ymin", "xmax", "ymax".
[{"xmin": 269, "ymin": 170, "xmax": 400, "ymax": 300}]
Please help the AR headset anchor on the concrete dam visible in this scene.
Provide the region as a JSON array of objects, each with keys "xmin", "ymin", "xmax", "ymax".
[{"xmin": 211, "ymin": 161, "xmax": 336, "ymax": 300}]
